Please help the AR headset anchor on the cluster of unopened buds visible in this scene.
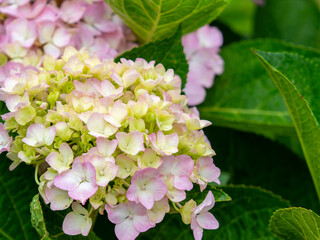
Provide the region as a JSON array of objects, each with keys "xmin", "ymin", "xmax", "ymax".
[{"xmin": 0, "ymin": 47, "xmax": 221, "ymax": 240}]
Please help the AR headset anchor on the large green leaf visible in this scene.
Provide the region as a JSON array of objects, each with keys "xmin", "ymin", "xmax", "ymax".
[
  {"xmin": 205, "ymin": 126, "xmax": 320, "ymax": 213},
  {"xmin": 0, "ymin": 155, "xmax": 38, "ymax": 240},
  {"xmin": 254, "ymin": 0, "xmax": 320, "ymax": 48},
  {"xmin": 255, "ymin": 50, "xmax": 320, "ymax": 200},
  {"xmin": 30, "ymin": 194, "xmax": 101, "ymax": 240},
  {"xmin": 198, "ymin": 39, "xmax": 320, "ymax": 155},
  {"xmin": 106, "ymin": 0, "xmax": 231, "ymax": 43},
  {"xmin": 218, "ymin": 0, "xmax": 256, "ymax": 36},
  {"xmin": 269, "ymin": 207, "xmax": 320, "ymax": 240},
  {"xmin": 139, "ymin": 186, "xmax": 290, "ymax": 240},
  {"xmin": 115, "ymin": 28, "xmax": 188, "ymax": 88}
]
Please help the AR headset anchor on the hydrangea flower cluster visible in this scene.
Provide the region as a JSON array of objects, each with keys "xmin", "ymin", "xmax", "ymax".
[
  {"xmin": 0, "ymin": 0, "xmax": 136, "ymax": 65},
  {"xmin": 0, "ymin": 47, "xmax": 221, "ymax": 240},
  {"xmin": 0, "ymin": 0, "xmax": 224, "ymax": 107},
  {"xmin": 182, "ymin": 25, "xmax": 224, "ymax": 106}
]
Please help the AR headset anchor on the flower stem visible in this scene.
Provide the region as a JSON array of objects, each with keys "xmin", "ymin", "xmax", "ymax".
[
  {"xmin": 88, "ymin": 204, "xmax": 99, "ymax": 231},
  {"xmin": 172, "ymin": 202, "xmax": 181, "ymax": 212},
  {"xmin": 34, "ymin": 163, "xmax": 40, "ymax": 185},
  {"xmin": 90, "ymin": 209, "xmax": 99, "ymax": 229},
  {"xmin": 120, "ymin": 179, "xmax": 130, "ymax": 187}
]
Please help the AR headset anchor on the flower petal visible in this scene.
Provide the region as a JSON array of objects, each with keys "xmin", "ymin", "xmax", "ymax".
[
  {"xmin": 197, "ymin": 212, "xmax": 219, "ymax": 230},
  {"xmin": 115, "ymin": 218, "xmax": 140, "ymax": 240},
  {"xmin": 105, "ymin": 203, "xmax": 129, "ymax": 224}
]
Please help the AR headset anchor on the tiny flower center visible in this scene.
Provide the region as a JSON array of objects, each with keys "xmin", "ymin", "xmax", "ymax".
[
  {"xmin": 80, "ymin": 176, "xmax": 88, "ymax": 183},
  {"xmin": 141, "ymin": 183, "xmax": 147, "ymax": 191}
]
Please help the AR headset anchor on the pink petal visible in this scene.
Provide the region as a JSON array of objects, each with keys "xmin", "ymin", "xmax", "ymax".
[
  {"xmin": 15, "ymin": 0, "xmax": 46, "ymax": 19},
  {"xmin": 69, "ymin": 181, "xmax": 98, "ymax": 205},
  {"xmin": 75, "ymin": 162, "xmax": 97, "ymax": 184},
  {"xmin": 54, "ymin": 170, "xmax": 81, "ymax": 191},
  {"xmin": 137, "ymin": 191, "xmax": 154, "ymax": 210},
  {"xmin": 63, "ymin": 212, "xmax": 84, "ymax": 235},
  {"xmin": 83, "ymin": 2, "xmax": 104, "ymax": 25},
  {"xmin": 133, "ymin": 215, "xmax": 154, "ymax": 232},
  {"xmin": 167, "ymin": 188, "xmax": 186, "ymax": 202},
  {"xmin": 197, "ymin": 25, "xmax": 223, "ymax": 49},
  {"xmin": 52, "ymin": 27, "xmax": 71, "ymax": 47},
  {"xmin": 198, "ymin": 157, "xmax": 221, "ymax": 183},
  {"xmin": 184, "ymin": 80, "xmax": 206, "ymax": 106},
  {"xmin": 35, "ymin": 5, "xmax": 59, "ymax": 23},
  {"xmin": 60, "ymin": 0, "xmax": 86, "ymax": 24},
  {"xmin": 127, "ymin": 202, "xmax": 147, "ymax": 216},
  {"xmin": 115, "ymin": 218, "xmax": 140, "ymax": 240},
  {"xmin": 194, "ymin": 191, "xmax": 215, "ymax": 214},
  {"xmin": 159, "ymin": 156, "xmax": 174, "ymax": 174},
  {"xmin": 174, "ymin": 175, "xmax": 193, "ymax": 191},
  {"xmin": 43, "ymin": 43, "xmax": 61, "ymax": 58},
  {"xmin": 106, "ymin": 204, "xmax": 129, "ymax": 224},
  {"xmin": 146, "ymin": 179, "xmax": 168, "ymax": 201},
  {"xmin": 182, "ymin": 30, "xmax": 200, "ymax": 55},
  {"xmin": 172, "ymin": 155, "xmax": 194, "ymax": 178},
  {"xmin": 6, "ymin": 18, "xmax": 37, "ymax": 48},
  {"xmin": 197, "ymin": 212, "xmax": 219, "ymax": 230},
  {"xmin": 62, "ymin": 204, "xmax": 92, "ymax": 236},
  {"xmin": 126, "ymin": 184, "xmax": 139, "ymax": 202},
  {"xmin": 192, "ymin": 224, "xmax": 203, "ymax": 240}
]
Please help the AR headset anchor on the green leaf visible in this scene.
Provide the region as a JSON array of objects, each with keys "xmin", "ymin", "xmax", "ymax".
[
  {"xmin": 194, "ymin": 185, "xmax": 231, "ymax": 202},
  {"xmin": 106, "ymin": 0, "xmax": 231, "ymax": 42},
  {"xmin": 30, "ymin": 195, "xmax": 50, "ymax": 240},
  {"xmin": 206, "ymin": 126, "xmax": 320, "ymax": 212},
  {"xmin": 269, "ymin": 207, "xmax": 320, "ymax": 240},
  {"xmin": 255, "ymin": 50, "xmax": 320, "ymax": 200},
  {"xmin": 30, "ymin": 194, "xmax": 101, "ymax": 240},
  {"xmin": 139, "ymin": 185, "xmax": 290, "ymax": 240},
  {"xmin": 218, "ymin": 0, "xmax": 256, "ymax": 36},
  {"xmin": 254, "ymin": 0, "xmax": 320, "ymax": 48},
  {"xmin": 115, "ymin": 28, "xmax": 188, "ymax": 89},
  {"xmin": 198, "ymin": 39, "xmax": 320, "ymax": 156},
  {"xmin": 0, "ymin": 155, "xmax": 38, "ymax": 240},
  {"xmin": 211, "ymin": 186, "xmax": 290, "ymax": 240},
  {"xmin": 182, "ymin": 185, "xmax": 232, "ymax": 206}
]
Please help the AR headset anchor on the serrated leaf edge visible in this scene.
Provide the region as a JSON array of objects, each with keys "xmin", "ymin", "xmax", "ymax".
[
  {"xmin": 30, "ymin": 194, "xmax": 51, "ymax": 239},
  {"xmin": 254, "ymin": 50, "xmax": 320, "ymax": 200},
  {"xmin": 222, "ymin": 184, "xmax": 291, "ymax": 206},
  {"xmin": 269, "ymin": 207, "xmax": 320, "ymax": 240}
]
